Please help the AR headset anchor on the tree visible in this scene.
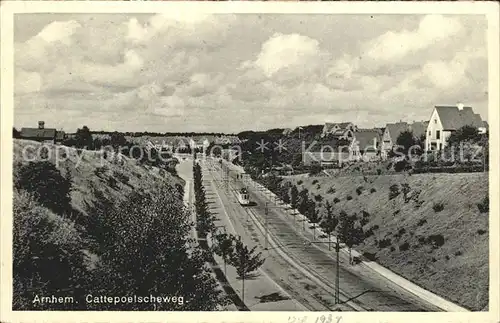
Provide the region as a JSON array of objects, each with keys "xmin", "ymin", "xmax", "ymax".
[
  {"xmin": 281, "ymin": 186, "xmax": 291, "ymax": 205},
  {"xmin": 306, "ymin": 200, "xmax": 321, "ymax": 240},
  {"xmin": 228, "ymin": 236, "xmax": 265, "ymax": 278},
  {"xmin": 92, "ymin": 184, "xmax": 226, "ymax": 310},
  {"xmin": 396, "ymin": 130, "xmax": 417, "ymax": 156},
  {"xmin": 447, "ymin": 125, "xmax": 480, "ymax": 145},
  {"xmin": 15, "ymin": 161, "xmax": 73, "ymax": 215},
  {"xmin": 337, "ymin": 212, "xmax": 364, "ymax": 265},
  {"xmin": 297, "ymin": 188, "xmax": 309, "ymax": 215},
  {"xmin": 290, "ymin": 185, "xmax": 299, "ymax": 210},
  {"xmin": 110, "ymin": 131, "xmax": 127, "ymax": 150},
  {"xmin": 320, "ymin": 201, "xmax": 338, "ymax": 250},
  {"xmin": 75, "ymin": 126, "xmax": 93, "ymax": 149},
  {"xmin": 212, "ymin": 232, "xmax": 235, "ymax": 275}
]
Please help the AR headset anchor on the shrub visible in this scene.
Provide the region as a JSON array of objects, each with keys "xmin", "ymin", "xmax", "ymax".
[
  {"xmin": 477, "ymin": 229, "xmax": 487, "ymax": 235},
  {"xmin": 399, "ymin": 242, "xmax": 410, "ymax": 251},
  {"xmin": 364, "ymin": 228, "xmax": 374, "ymax": 237},
  {"xmin": 417, "ymin": 219, "xmax": 427, "ymax": 227},
  {"xmin": 431, "ymin": 257, "xmax": 437, "ymax": 262},
  {"xmin": 372, "ymin": 224, "xmax": 379, "ymax": 231},
  {"xmin": 394, "ymin": 159, "xmax": 410, "ymax": 172},
  {"xmin": 377, "ymin": 169, "xmax": 382, "ymax": 175},
  {"xmin": 389, "ymin": 184, "xmax": 400, "ymax": 200},
  {"xmin": 362, "ymin": 210, "xmax": 370, "ymax": 218},
  {"xmin": 390, "ymin": 246, "xmax": 396, "ymax": 252},
  {"xmin": 393, "ymin": 210, "xmax": 400, "ymax": 216},
  {"xmin": 432, "ymin": 202, "xmax": 444, "ymax": 213},
  {"xmin": 445, "ymin": 255, "xmax": 450, "ymax": 261},
  {"xmin": 114, "ymin": 171, "xmax": 130, "ymax": 184},
  {"xmin": 327, "ymin": 187, "xmax": 336, "ymax": 194},
  {"xmin": 370, "ymin": 188, "xmax": 377, "ymax": 193},
  {"xmin": 107, "ymin": 176, "xmax": 118, "ymax": 188},
  {"xmin": 312, "ymin": 179, "xmax": 318, "ymax": 185},
  {"xmin": 346, "ymin": 195, "xmax": 353, "ymax": 201},
  {"xmin": 378, "ymin": 239, "xmax": 392, "ymax": 249},
  {"xmin": 360, "ymin": 218, "xmax": 369, "ymax": 227},
  {"xmin": 355, "ymin": 186, "xmax": 364, "ymax": 195},
  {"xmin": 314, "ymin": 194, "xmax": 323, "ymax": 202},
  {"xmin": 362, "ymin": 251, "xmax": 377, "ymax": 261},
  {"xmin": 316, "ymin": 184, "xmax": 321, "ymax": 189},
  {"xmin": 15, "ymin": 161, "xmax": 72, "ymax": 215},
  {"xmin": 454, "ymin": 250, "xmax": 463, "ymax": 256},
  {"xmin": 477, "ymin": 195, "xmax": 489, "ymax": 213},
  {"xmin": 427, "ymin": 234, "xmax": 445, "ymax": 248},
  {"xmin": 297, "ymin": 180, "xmax": 303, "ymax": 185},
  {"xmin": 333, "ymin": 197, "xmax": 340, "ymax": 204},
  {"xmin": 94, "ymin": 166, "xmax": 107, "ymax": 178}
]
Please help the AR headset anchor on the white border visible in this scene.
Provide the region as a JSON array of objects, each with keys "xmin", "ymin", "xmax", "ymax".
[{"xmin": 1, "ymin": 2, "xmax": 499, "ymax": 323}]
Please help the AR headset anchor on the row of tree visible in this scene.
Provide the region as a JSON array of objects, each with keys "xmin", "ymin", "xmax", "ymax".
[
  {"xmin": 192, "ymin": 160, "xmax": 265, "ymax": 282},
  {"xmin": 265, "ymin": 177, "xmax": 365, "ymax": 264}
]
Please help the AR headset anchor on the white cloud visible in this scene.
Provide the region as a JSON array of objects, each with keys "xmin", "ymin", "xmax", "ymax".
[
  {"xmin": 246, "ymin": 33, "xmax": 323, "ymax": 78},
  {"xmin": 36, "ymin": 20, "xmax": 82, "ymax": 45},
  {"xmin": 364, "ymin": 15, "xmax": 462, "ymax": 61}
]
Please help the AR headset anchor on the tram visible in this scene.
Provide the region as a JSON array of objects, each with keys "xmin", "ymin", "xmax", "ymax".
[{"xmin": 237, "ymin": 188, "xmax": 250, "ymax": 206}]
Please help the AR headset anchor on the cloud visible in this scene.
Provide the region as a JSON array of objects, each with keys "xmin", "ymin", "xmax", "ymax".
[
  {"xmin": 364, "ymin": 15, "xmax": 462, "ymax": 61},
  {"xmin": 243, "ymin": 33, "xmax": 324, "ymax": 78},
  {"xmin": 13, "ymin": 14, "xmax": 488, "ymax": 132}
]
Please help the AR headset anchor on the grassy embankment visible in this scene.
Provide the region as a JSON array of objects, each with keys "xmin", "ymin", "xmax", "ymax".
[{"xmin": 284, "ymin": 172, "xmax": 489, "ymax": 311}]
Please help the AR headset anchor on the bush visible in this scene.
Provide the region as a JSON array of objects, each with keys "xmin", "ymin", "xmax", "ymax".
[
  {"xmin": 15, "ymin": 161, "xmax": 72, "ymax": 215},
  {"xmin": 389, "ymin": 184, "xmax": 400, "ymax": 200},
  {"xmin": 390, "ymin": 246, "xmax": 396, "ymax": 252},
  {"xmin": 360, "ymin": 218, "xmax": 369, "ymax": 227},
  {"xmin": 477, "ymin": 229, "xmax": 487, "ymax": 235},
  {"xmin": 362, "ymin": 210, "xmax": 370, "ymax": 218},
  {"xmin": 333, "ymin": 197, "xmax": 340, "ymax": 204},
  {"xmin": 417, "ymin": 218, "xmax": 427, "ymax": 226},
  {"xmin": 377, "ymin": 169, "xmax": 382, "ymax": 175},
  {"xmin": 427, "ymin": 234, "xmax": 445, "ymax": 248},
  {"xmin": 13, "ymin": 190, "xmax": 88, "ymax": 310},
  {"xmin": 477, "ymin": 195, "xmax": 489, "ymax": 213},
  {"xmin": 393, "ymin": 210, "xmax": 400, "ymax": 216},
  {"xmin": 394, "ymin": 159, "xmax": 410, "ymax": 172},
  {"xmin": 356, "ymin": 186, "xmax": 363, "ymax": 195},
  {"xmin": 297, "ymin": 180, "xmax": 303, "ymax": 185},
  {"xmin": 372, "ymin": 224, "xmax": 379, "ymax": 230},
  {"xmin": 312, "ymin": 179, "xmax": 319, "ymax": 185},
  {"xmin": 370, "ymin": 188, "xmax": 377, "ymax": 193},
  {"xmin": 314, "ymin": 194, "xmax": 323, "ymax": 202},
  {"xmin": 364, "ymin": 228, "xmax": 374, "ymax": 237},
  {"xmin": 378, "ymin": 238, "xmax": 392, "ymax": 249},
  {"xmin": 346, "ymin": 195, "xmax": 353, "ymax": 201},
  {"xmin": 432, "ymin": 202, "xmax": 444, "ymax": 212},
  {"xmin": 454, "ymin": 250, "xmax": 463, "ymax": 256},
  {"xmin": 362, "ymin": 251, "xmax": 377, "ymax": 261},
  {"xmin": 399, "ymin": 242, "xmax": 410, "ymax": 251},
  {"xmin": 113, "ymin": 171, "xmax": 130, "ymax": 184},
  {"xmin": 327, "ymin": 187, "xmax": 336, "ymax": 194}
]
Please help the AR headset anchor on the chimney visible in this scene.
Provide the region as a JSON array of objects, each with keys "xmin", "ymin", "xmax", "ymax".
[
  {"xmin": 457, "ymin": 102, "xmax": 464, "ymax": 110},
  {"xmin": 38, "ymin": 121, "xmax": 45, "ymax": 129}
]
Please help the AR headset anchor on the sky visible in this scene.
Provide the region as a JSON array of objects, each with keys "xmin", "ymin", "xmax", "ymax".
[{"xmin": 14, "ymin": 13, "xmax": 488, "ymax": 133}]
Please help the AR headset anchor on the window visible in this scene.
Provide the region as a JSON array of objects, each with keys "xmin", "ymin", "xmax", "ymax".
[
  {"xmin": 436, "ymin": 130, "xmax": 440, "ymax": 139},
  {"xmin": 434, "ymin": 119, "xmax": 437, "ymax": 124},
  {"xmin": 439, "ymin": 143, "xmax": 443, "ymax": 150},
  {"xmin": 428, "ymin": 131, "xmax": 431, "ymax": 136}
]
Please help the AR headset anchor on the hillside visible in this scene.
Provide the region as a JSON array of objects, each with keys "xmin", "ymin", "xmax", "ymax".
[
  {"xmin": 12, "ymin": 139, "xmax": 226, "ymax": 310},
  {"xmin": 13, "ymin": 139, "xmax": 183, "ymax": 218},
  {"xmin": 283, "ymin": 172, "xmax": 489, "ymax": 311}
]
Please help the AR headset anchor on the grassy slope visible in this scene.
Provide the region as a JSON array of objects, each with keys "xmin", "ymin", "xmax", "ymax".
[
  {"xmin": 13, "ymin": 139, "xmax": 183, "ymax": 218},
  {"xmin": 284, "ymin": 172, "xmax": 489, "ymax": 311}
]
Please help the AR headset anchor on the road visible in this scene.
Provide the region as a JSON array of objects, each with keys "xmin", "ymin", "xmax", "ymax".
[{"xmin": 204, "ymin": 156, "xmax": 448, "ymax": 312}]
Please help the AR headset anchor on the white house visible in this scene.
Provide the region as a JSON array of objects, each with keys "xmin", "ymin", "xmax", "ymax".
[{"xmin": 425, "ymin": 103, "xmax": 484, "ymax": 151}]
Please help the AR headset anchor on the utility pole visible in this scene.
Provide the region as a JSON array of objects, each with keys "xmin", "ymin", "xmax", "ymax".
[
  {"xmin": 335, "ymin": 236, "xmax": 340, "ymax": 304},
  {"xmin": 264, "ymin": 202, "xmax": 269, "ymax": 250}
]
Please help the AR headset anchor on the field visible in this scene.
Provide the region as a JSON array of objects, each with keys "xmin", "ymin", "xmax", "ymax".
[{"xmin": 284, "ymin": 172, "xmax": 489, "ymax": 311}]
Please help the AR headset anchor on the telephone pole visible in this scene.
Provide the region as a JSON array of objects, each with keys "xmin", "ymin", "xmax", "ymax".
[
  {"xmin": 264, "ymin": 202, "xmax": 269, "ymax": 250},
  {"xmin": 335, "ymin": 236, "xmax": 340, "ymax": 304}
]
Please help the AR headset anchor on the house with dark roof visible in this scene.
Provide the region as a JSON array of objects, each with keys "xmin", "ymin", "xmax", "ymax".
[
  {"xmin": 321, "ymin": 122, "xmax": 357, "ymax": 139},
  {"xmin": 19, "ymin": 121, "xmax": 66, "ymax": 144},
  {"xmin": 425, "ymin": 103, "xmax": 485, "ymax": 151},
  {"xmin": 350, "ymin": 129, "xmax": 382, "ymax": 161},
  {"xmin": 409, "ymin": 121, "xmax": 429, "ymax": 140},
  {"xmin": 381, "ymin": 121, "xmax": 409, "ymax": 156}
]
